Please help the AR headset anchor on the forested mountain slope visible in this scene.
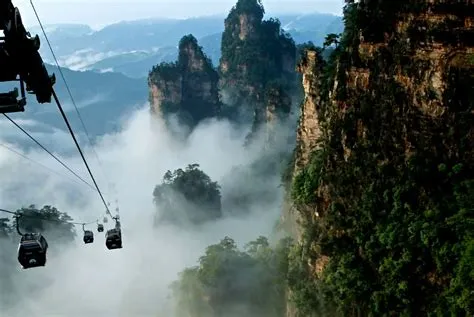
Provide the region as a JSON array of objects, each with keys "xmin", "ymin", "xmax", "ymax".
[{"xmin": 287, "ymin": 0, "xmax": 474, "ymax": 315}]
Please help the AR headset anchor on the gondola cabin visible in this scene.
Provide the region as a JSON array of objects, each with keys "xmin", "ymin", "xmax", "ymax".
[
  {"xmin": 105, "ymin": 228, "xmax": 122, "ymax": 250},
  {"xmin": 17, "ymin": 233, "xmax": 48, "ymax": 269},
  {"xmin": 83, "ymin": 230, "xmax": 94, "ymax": 244},
  {"xmin": 97, "ymin": 224, "xmax": 104, "ymax": 232}
]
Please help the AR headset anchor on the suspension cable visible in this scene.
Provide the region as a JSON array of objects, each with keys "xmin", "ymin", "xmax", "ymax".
[
  {"xmin": 0, "ymin": 208, "xmax": 97, "ymax": 226},
  {"xmin": 51, "ymin": 89, "xmax": 112, "ymax": 217},
  {"xmin": 29, "ymin": 0, "xmax": 111, "ymax": 195},
  {"xmin": 2, "ymin": 114, "xmax": 97, "ymax": 192},
  {"xmin": 0, "ymin": 141, "xmax": 98, "ymax": 192}
]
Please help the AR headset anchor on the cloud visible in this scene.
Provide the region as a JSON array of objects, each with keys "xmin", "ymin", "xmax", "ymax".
[
  {"xmin": 0, "ymin": 114, "xmax": 79, "ymax": 153},
  {"xmin": 41, "ymin": 92, "xmax": 112, "ymax": 113},
  {"xmin": 55, "ymin": 49, "xmax": 123, "ymax": 71},
  {"xmin": 0, "ymin": 104, "xmax": 288, "ymax": 316}
]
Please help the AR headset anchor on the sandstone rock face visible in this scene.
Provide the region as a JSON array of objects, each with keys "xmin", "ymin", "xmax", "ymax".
[
  {"xmin": 219, "ymin": 0, "xmax": 296, "ymax": 141},
  {"xmin": 148, "ymin": 34, "xmax": 219, "ymax": 129}
]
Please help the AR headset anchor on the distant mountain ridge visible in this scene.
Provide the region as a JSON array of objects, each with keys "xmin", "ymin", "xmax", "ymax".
[
  {"xmin": 34, "ymin": 13, "xmax": 343, "ymax": 78},
  {"xmin": 0, "ymin": 63, "xmax": 147, "ymax": 143}
]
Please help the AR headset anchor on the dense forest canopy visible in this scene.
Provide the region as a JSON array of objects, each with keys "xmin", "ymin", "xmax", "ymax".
[{"xmin": 170, "ymin": 236, "xmax": 292, "ymax": 317}]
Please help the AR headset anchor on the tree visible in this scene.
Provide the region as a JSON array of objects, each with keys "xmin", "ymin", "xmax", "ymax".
[
  {"xmin": 171, "ymin": 236, "xmax": 293, "ymax": 317},
  {"xmin": 0, "ymin": 218, "xmax": 11, "ymax": 238},
  {"xmin": 12, "ymin": 205, "xmax": 76, "ymax": 246},
  {"xmin": 170, "ymin": 267, "xmax": 212, "ymax": 317},
  {"xmin": 323, "ymin": 33, "xmax": 341, "ymax": 49},
  {"xmin": 153, "ymin": 164, "xmax": 222, "ymax": 226}
]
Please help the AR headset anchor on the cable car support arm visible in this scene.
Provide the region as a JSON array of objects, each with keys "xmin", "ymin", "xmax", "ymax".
[
  {"xmin": 14, "ymin": 213, "xmax": 24, "ymax": 236},
  {"xmin": 0, "ymin": 0, "xmax": 56, "ymax": 113}
]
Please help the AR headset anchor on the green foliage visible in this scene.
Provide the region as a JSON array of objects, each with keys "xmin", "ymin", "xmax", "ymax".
[
  {"xmin": 220, "ymin": 13, "xmax": 295, "ymax": 85},
  {"xmin": 153, "ymin": 164, "xmax": 222, "ymax": 226},
  {"xmin": 13, "ymin": 205, "xmax": 76, "ymax": 245},
  {"xmin": 287, "ymin": 238, "xmax": 340, "ymax": 317},
  {"xmin": 296, "ymin": 41, "xmax": 317, "ymax": 61},
  {"xmin": 323, "ymin": 33, "xmax": 341, "ymax": 49},
  {"xmin": 291, "ymin": 146, "xmax": 327, "ymax": 205},
  {"xmin": 171, "ymin": 236, "xmax": 293, "ymax": 317},
  {"xmin": 310, "ymin": 158, "xmax": 474, "ymax": 316},
  {"xmin": 149, "ymin": 61, "xmax": 180, "ymax": 82},
  {"xmin": 234, "ymin": 0, "xmax": 264, "ymax": 17},
  {"xmin": 281, "ymin": 147, "xmax": 297, "ymax": 189},
  {"xmin": 0, "ymin": 205, "xmax": 76, "ymax": 243},
  {"xmin": 468, "ymin": 54, "xmax": 474, "ymax": 66},
  {"xmin": 170, "ymin": 267, "xmax": 213, "ymax": 316},
  {"xmin": 178, "ymin": 34, "xmax": 216, "ymax": 76}
]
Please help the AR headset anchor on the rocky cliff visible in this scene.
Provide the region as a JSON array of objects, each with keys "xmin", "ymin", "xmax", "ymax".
[
  {"xmin": 148, "ymin": 35, "xmax": 219, "ymax": 130},
  {"xmin": 219, "ymin": 0, "xmax": 297, "ymax": 140},
  {"xmin": 148, "ymin": 0, "xmax": 298, "ymax": 144},
  {"xmin": 287, "ymin": 0, "xmax": 474, "ymax": 315}
]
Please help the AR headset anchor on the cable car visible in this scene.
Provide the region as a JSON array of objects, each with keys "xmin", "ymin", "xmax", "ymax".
[
  {"xmin": 105, "ymin": 228, "xmax": 122, "ymax": 250},
  {"xmin": 97, "ymin": 223, "xmax": 104, "ymax": 232},
  {"xmin": 0, "ymin": 87, "xmax": 26, "ymax": 113},
  {"xmin": 17, "ymin": 233, "xmax": 48, "ymax": 269},
  {"xmin": 83, "ymin": 230, "xmax": 94, "ymax": 244}
]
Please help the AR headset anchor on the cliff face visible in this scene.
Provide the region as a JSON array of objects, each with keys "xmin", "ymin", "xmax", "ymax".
[
  {"xmin": 288, "ymin": 1, "xmax": 474, "ymax": 315},
  {"xmin": 294, "ymin": 50, "xmax": 325, "ymax": 169},
  {"xmin": 219, "ymin": 0, "xmax": 297, "ymax": 138},
  {"xmin": 279, "ymin": 50, "xmax": 324, "ymax": 242},
  {"xmin": 148, "ymin": 35, "xmax": 219, "ymax": 129}
]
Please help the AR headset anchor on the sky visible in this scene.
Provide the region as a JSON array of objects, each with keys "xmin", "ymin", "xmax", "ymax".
[{"xmin": 14, "ymin": 0, "xmax": 344, "ymax": 29}]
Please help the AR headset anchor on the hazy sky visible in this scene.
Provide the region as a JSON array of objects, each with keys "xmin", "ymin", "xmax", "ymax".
[{"xmin": 14, "ymin": 0, "xmax": 344, "ymax": 29}]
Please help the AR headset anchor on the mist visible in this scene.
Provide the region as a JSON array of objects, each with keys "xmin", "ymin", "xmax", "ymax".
[{"xmin": 0, "ymin": 103, "xmax": 291, "ymax": 316}]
